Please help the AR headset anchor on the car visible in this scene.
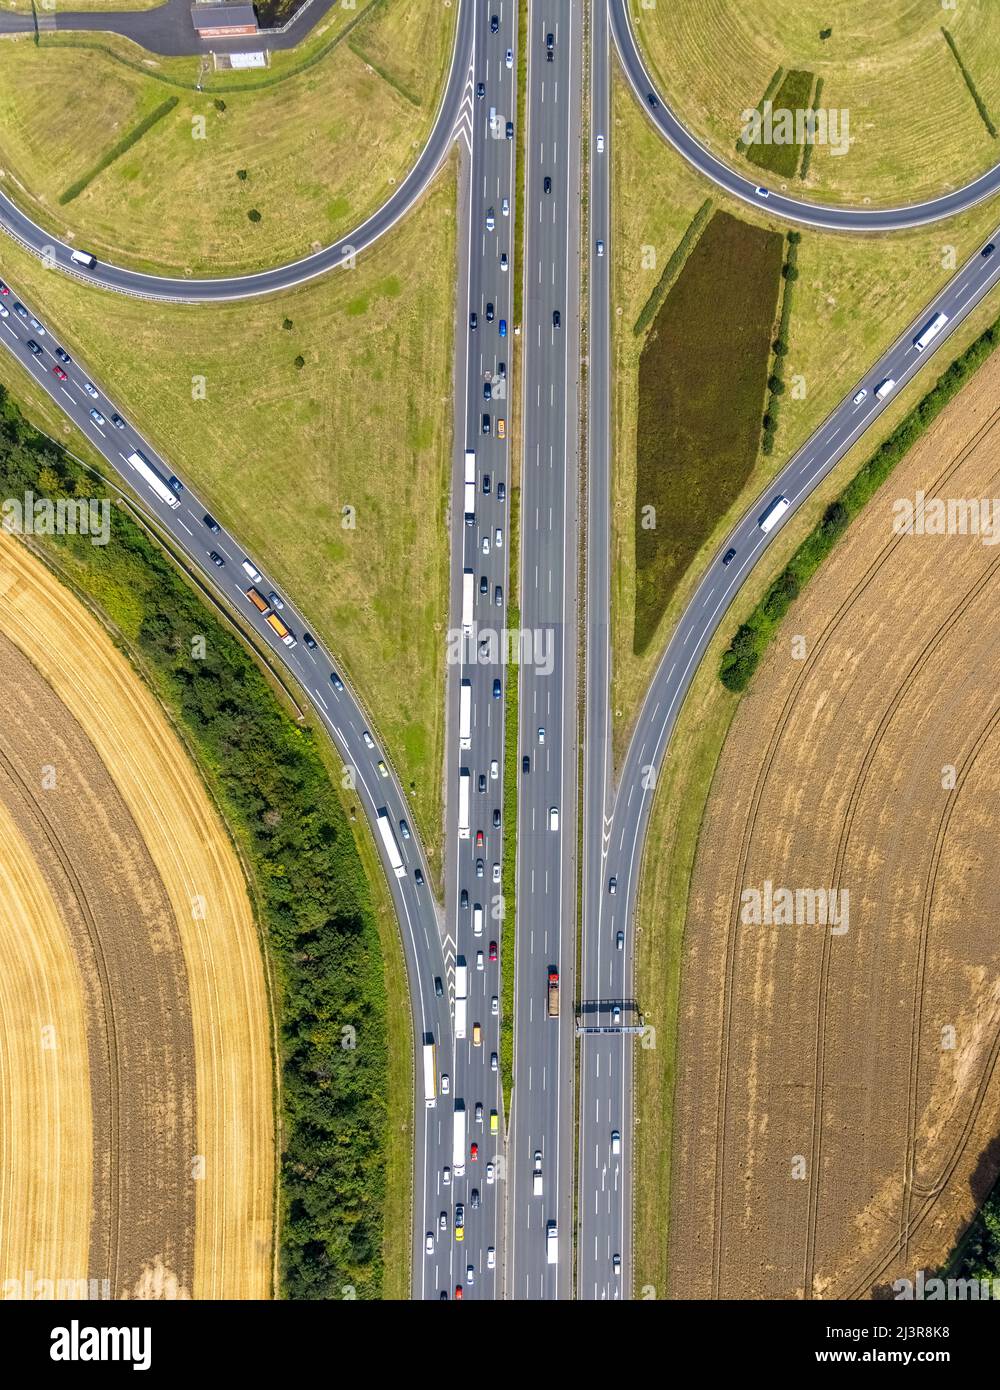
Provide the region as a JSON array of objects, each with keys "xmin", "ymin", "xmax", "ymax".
[
  {"xmin": 483, "ymin": 472, "xmax": 491, "ymax": 494},
  {"xmin": 414, "ymin": 868, "xmax": 424, "ymax": 886},
  {"xmin": 487, "ymin": 1247, "xmax": 496, "ymax": 1269},
  {"xmin": 330, "ymin": 671, "xmax": 344, "ymax": 691},
  {"xmin": 470, "ymin": 1189, "xmax": 480, "ymax": 1209},
  {"xmin": 486, "ymin": 300, "xmax": 495, "ymax": 321},
  {"xmin": 241, "ymin": 559, "xmax": 262, "ymax": 583},
  {"xmin": 538, "ymin": 727, "xmax": 545, "ymax": 744},
  {"xmin": 549, "ymin": 806, "xmax": 559, "ymax": 831},
  {"xmin": 613, "ymin": 1254, "xmax": 621, "ymax": 1276},
  {"xmin": 28, "ymin": 316, "xmax": 44, "ymax": 335},
  {"xmin": 495, "ymin": 585, "xmax": 503, "ymax": 609},
  {"xmin": 616, "ymin": 930, "xmax": 624, "ymax": 950},
  {"xmin": 543, "ymin": 176, "xmax": 552, "ymax": 194},
  {"xmin": 362, "ymin": 730, "xmax": 375, "ymax": 749},
  {"xmin": 522, "ymin": 754, "xmax": 530, "ymax": 774},
  {"xmin": 500, "ymin": 252, "xmax": 508, "ymax": 272},
  {"xmin": 51, "ymin": 365, "xmax": 67, "ymax": 381},
  {"xmin": 425, "ymin": 1233, "xmax": 434, "ymax": 1255},
  {"xmin": 552, "ymin": 309, "xmax": 561, "ymax": 328},
  {"xmin": 722, "ymin": 548, "xmax": 737, "ymax": 566},
  {"xmin": 490, "ymin": 759, "xmax": 498, "ymax": 779},
  {"xmin": 54, "ymin": 347, "xmax": 70, "ymax": 365},
  {"xmin": 209, "ymin": 551, "xmax": 225, "ymax": 568},
  {"xmin": 461, "ymin": 888, "xmax": 469, "ymax": 908},
  {"xmin": 476, "ymin": 828, "xmax": 484, "ymax": 848},
  {"xmin": 483, "ymin": 380, "xmax": 492, "ymax": 401},
  {"xmin": 89, "ymin": 408, "xmax": 105, "ymax": 426},
  {"xmin": 303, "ymin": 632, "xmax": 317, "ymax": 650},
  {"xmin": 486, "ymin": 1162, "xmax": 495, "ymax": 1185},
  {"xmin": 377, "ymin": 760, "xmax": 388, "ymax": 779},
  {"xmin": 440, "ymin": 1210, "xmax": 448, "ymax": 1231},
  {"xmin": 492, "ymin": 862, "xmax": 500, "ymax": 884},
  {"xmin": 167, "ymin": 475, "xmax": 183, "ymax": 495},
  {"xmin": 110, "ymin": 414, "xmax": 126, "ymax": 430},
  {"xmin": 596, "ymin": 133, "xmax": 605, "ymax": 153},
  {"xmin": 441, "ymin": 1072, "xmax": 450, "ymax": 1094},
  {"xmin": 486, "ymin": 209, "xmax": 495, "ymax": 232},
  {"xmin": 499, "ymin": 319, "xmax": 507, "ymax": 337},
  {"xmin": 482, "ymin": 535, "xmax": 490, "ymax": 554},
  {"xmin": 476, "ymin": 858, "xmax": 484, "ymax": 878},
  {"xmin": 647, "ymin": 91, "xmax": 658, "ymax": 107},
  {"xmin": 754, "ymin": 185, "xmax": 770, "ymax": 198},
  {"xmin": 476, "ymin": 952, "xmax": 484, "ymax": 973},
  {"xmin": 495, "ymin": 524, "xmax": 504, "ymax": 545},
  {"xmin": 82, "ymin": 382, "xmax": 99, "ymax": 399},
  {"xmin": 470, "ymin": 1142, "xmax": 479, "ymax": 1160},
  {"xmin": 399, "ymin": 819, "xmax": 410, "ymax": 840},
  {"xmin": 26, "ymin": 340, "xmax": 43, "ymax": 356},
  {"xmin": 489, "ymin": 940, "xmax": 497, "ymax": 961},
  {"xmin": 611, "ymin": 1129, "xmax": 621, "ymax": 1156},
  {"xmin": 612, "ymin": 1005, "xmax": 621, "ymax": 1023},
  {"xmin": 505, "ymin": 48, "xmax": 513, "ymax": 68},
  {"xmin": 492, "ymin": 677, "xmax": 501, "ymax": 699},
  {"xmin": 490, "ymin": 13, "xmax": 498, "ymax": 31},
  {"xmin": 983, "ymin": 243, "xmax": 996, "ymax": 258},
  {"xmin": 596, "ymin": 240, "xmax": 605, "ymax": 257},
  {"xmin": 492, "ymin": 807, "xmax": 501, "ymax": 828},
  {"xmin": 0, "ymin": 281, "xmax": 8, "ymax": 295},
  {"xmin": 609, "ymin": 876, "xmax": 617, "ymax": 894},
  {"xmin": 490, "ymin": 1051, "xmax": 498, "ymax": 1072},
  {"xmin": 478, "ymin": 773, "xmax": 487, "ymax": 793},
  {"xmin": 490, "ymin": 1108, "xmax": 498, "ymax": 1134},
  {"xmin": 475, "ymin": 1101, "xmax": 484, "ymax": 1125},
  {"xmin": 0, "ymin": 306, "xmax": 7, "ymax": 319},
  {"xmin": 482, "ymin": 413, "xmax": 491, "ymax": 435},
  {"xmin": 480, "ymin": 574, "xmax": 489, "ymax": 597},
  {"xmin": 476, "ymin": 81, "xmax": 485, "ymax": 99},
  {"xmin": 443, "ymin": 1165, "xmax": 451, "ymax": 1185},
  {"xmin": 502, "ymin": 197, "xmax": 509, "ymax": 217},
  {"xmin": 13, "ymin": 303, "xmax": 28, "ymax": 320},
  {"xmin": 454, "ymin": 1285, "xmax": 463, "ymax": 1298},
  {"xmin": 506, "ymin": 121, "xmax": 513, "ymax": 140},
  {"xmin": 545, "ymin": 31, "xmax": 554, "ymax": 57},
  {"xmin": 470, "ymin": 311, "xmax": 478, "ymax": 331},
  {"xmin": 205, "ymin": 515, "xmax": 221, "ymax": 534},
  {"xmin": 852, "ymin": 388, "xmax": 868, "ymax": 405},
  {"xmin": 497, "ymin": 418, "xmax": 506, "ymax": 439},
  {"xmin": 435, "ymin": 976, "xmax": 444, "ymax": 997},
  {"xmin": 466, "ymin": 1264, "xmax": 475, "ymax": 1285},
  {"xmin": 491, "ymin": 994, "xmax": 498, "ymax": 1016}
]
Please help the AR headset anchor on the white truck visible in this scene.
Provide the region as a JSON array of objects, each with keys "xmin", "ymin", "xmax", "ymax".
[
  {"xmin": 757, "ymin": 495, "xmax": 790, "ymax": 534},
  {"xmin": 455, "ymin": 997, "xmax": 468, "ymax": 1040},
  {"xmin": 458, "ymin": 768, "xmax": 471, "ymax": 839},
  {"xmin": 422, "ymin": 1040, "xmax": 437, "ymax": 1108},
  {"xmin": 375, "ymin": 809, "xmax": 406, "ymax": 879},
  {"xmin": 455, "ymin": 959, "xmax": 468, "ymax": 1001},
  {"xmin": 546, "ymin": 1221, "xmax": 558, "ymax": 1264},
  {"xmin": 453, "ymin": 1102, "xmax": 467, "ymax": 1177},
  {"xmin": 532, "ymin": 1150, "xmax": 543, "ymax": 1197},
  {"xmin": 459, "ymin": 678, "xmax": 473, "ymax": 749},
  {"xmin": 126, "ymin": 450, "xmax": 180, "ymax": 511},
  {"xmin": 462, "ymin": 568, "xmax": 475, "ymax": 635},
  {"xmin": 464, "ymin": 450, "xmax": 476, "ymax": 527}
]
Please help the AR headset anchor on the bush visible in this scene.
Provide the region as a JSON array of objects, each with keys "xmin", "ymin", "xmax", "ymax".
[
  {"xmin": 248, "ymin": 209, "xmax": 262, "ymax": 223},
  {"xmin": 237, "ymin": 169, "xmax": 248, "ymax": 180}
]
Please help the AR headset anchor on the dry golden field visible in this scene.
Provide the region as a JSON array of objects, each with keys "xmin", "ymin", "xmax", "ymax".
[
  {"xmin": 669, "ymin": 354, "xmax": 1000, "ymax": 1298},
  {"xmin": 0, "ymin": 536, "xmax": 273, "ymax": 1299}
]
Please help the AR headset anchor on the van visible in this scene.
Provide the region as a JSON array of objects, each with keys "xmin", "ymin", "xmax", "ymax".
[
  {"xmin": 549, "ymin": 807, "xmax": 559, "ymax": 831},
  {"xmin": 489, "ymin": 105, "xmax": 496, "ymax": 128},
  {"xmin": 473, "ymin": 903, "xmax": 484, "ymax": 937},
  {"xmin": 70, "ymin": 249, "xmax": 97, "ymax": 268},
  {"xmin": 875, "ymin": 377, "xmax": 896, "ymax": 400},
  {"xmin": 490, "ymin": 1109, "xmax": 498, "ymax": 1136},
  {"xmin": 242, "ymin": 558, "xmax": 263, "ymax": 583}
]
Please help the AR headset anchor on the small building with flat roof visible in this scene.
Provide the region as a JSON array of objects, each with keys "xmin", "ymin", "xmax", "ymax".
[{"xmin": 191, "ymin": 3, "xmax": 258, "ymax": 37}]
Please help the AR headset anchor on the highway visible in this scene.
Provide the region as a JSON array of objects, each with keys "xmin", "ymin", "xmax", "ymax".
[
  {"xmin": 505, "ymin": 2, "xmax": 581, "ymax": 1299},
  {"xmin": 610, "ymin": 0, "xmax": 1000, "ymax": 233},
  {"xmin": 601, "ymin": 229, "xmax": 1000, "ymax": 1293},
  {"xmin": 0, "ymin": 273, "xmax": 452, "ymax": 1301}
]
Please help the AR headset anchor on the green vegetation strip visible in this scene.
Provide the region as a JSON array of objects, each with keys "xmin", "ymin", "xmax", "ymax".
[
  {"xmin": 500, "ymin": 482, "xmax": 521, "ymax": 1114},
  {"xmin": 720, "ymin": 313, "xmax": 1000, "ymax": 692},
  {"xmin": 59, "ymin": 97, "xmax": 178, "ymax": 204},
  {"xmin": 946, "ymin": 1180, "xmax": 1000, "ymax": 1283},
  {"xmin": 632, "ymin": 197, "xmax": 713, "ymax": 337},
  {"xmin": 942, "ymin": 28, "xmax": 997, "ymax": 140},
  {"xmin": 798, "ymin": 76, "xmax": 823, "ymax": 181},
  {"xmin": 745, "ymin": 69, "xmax": 816, "ymax": 180},
  {"xmin": 760, "ymin": 230, "xmax": 801, "ymax": 455},
  {"xmin": 0, "ymin": 383, "xmax": 392, "ymax": 1299}
]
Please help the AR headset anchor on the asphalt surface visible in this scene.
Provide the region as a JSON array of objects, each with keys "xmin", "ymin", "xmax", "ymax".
[
  {"xmin": 505, "ymin": 1, "xmax": 580, "ymax": 1300},
  {"xmin": 577, "ymin": 0, "xmax": 626, "ymax": 1302},
  {"xmin": 602, "ymin": 230, "xmax": 1000, "ymax": 1294},
  {"xmin": 610, "ymin": 0, "xmax": 1000, "ymax": 232},
  {"xmin": 0, "ymin": 0, "xmax": 474, "ymax": 301},
  {"xmin": 0, "ymin": 272, "xmax": 452, "ymax": 1301}
]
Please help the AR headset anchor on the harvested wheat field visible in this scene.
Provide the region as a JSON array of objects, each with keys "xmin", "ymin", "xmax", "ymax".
[
  {"xmin": 0, "ymin": 534, "xmax": 273, "ymax": 1299},
  {"xmin": 668, "ymin": 352, "xmax": 1000, "ymax": 1299}
]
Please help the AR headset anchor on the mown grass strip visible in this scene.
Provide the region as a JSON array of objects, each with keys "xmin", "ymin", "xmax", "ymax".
[
  {"xmin": 632, "ymin": 197, "xmax": 713, "ymax": 338},
  {"xmin": 798, "ymin": 76, "xmax": 824, "ymax": 181},
  {"xmin": 942, "ymin": 27, "xmax": 997, "ymax": 140},
  {"xmin": 735, "ymin": 65, "xmax": 784, "ymax": 155},
  {"xmin": 744, "ymin": 68, "xmax": 816, "ymax": 179},
  {"xmin": 720, "ymin": 313, "xmax": 1000, "ymax": 692},
  {"xmin": 0, "ymin": 381, "xmax": 393, "ymax": 1299},
  {"xmin": 59, "ymin": 97, "xmax": 178, "ymax": 204}
]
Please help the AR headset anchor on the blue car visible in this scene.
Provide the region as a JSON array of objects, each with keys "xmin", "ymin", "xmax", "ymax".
[
  {"xmin": 498, "ymin": 319, "xmax": 507, "ymax": 338},
  {"xmin": 492, "ymin": 678, "xmax": 501, "ymax": 700}
]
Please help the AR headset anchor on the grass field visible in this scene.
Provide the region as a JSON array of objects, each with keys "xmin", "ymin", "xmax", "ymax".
[
  {"xmin": 0, "ymin": 160, "xmax": 456, "ymax": 866},
  {"xmin": 633, "ymin": 211, "xmax": 783, "ymax": 653},
  {"xmin": 630, "ymin": 0, "xmax": 1000, "ymax": 205},
  {"xmin": 744, "ymin": 68, "xmax": 816, "ymax": 178},
  {"xmin": 609, "ymin": 69, "xmax": 1000, "ymax": 764},
  {"xmin": 0, "ymin": 0, "xmax": 455, "ymax": 274}
]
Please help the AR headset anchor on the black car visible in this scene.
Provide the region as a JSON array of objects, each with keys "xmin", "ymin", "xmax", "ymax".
[
  {"xmin": 204, "ymin": 514, "xmax": 221, "ymax": 533},
  {"xmin": 480, "ymin": 574, "xmax": 488, "ymax": 596},
  {"xmin": 483, "ymin": 380, "xmax": 491, "ymax": 400},
  {"xmin": 522, "ymin": 754, "xmax": 530, "ymax": 773},
  {"xmin": 209, "ymin": 551, "xmax": 225, "ymax": 568},
  {"xmin": 167, "ymin": 475, "xmax": 183, "ymax": 495},
  {"xmin": 469, "ymin": 311, "xmax": 478, "ymax": 330},
  {"xmin": 414, "ymin": 868, "xmax": 424, "ymax": 887},
  {"xmin": 54, "ymin": 347, "xmax": 71, "ymax": 365},
  {"xmin": 983, "ymin": 243, "xmax": 996, "ymax": 258},
  {"xmin": 478, "ymin": 773, "xmax": 487, "ymax": 792},
  {"xmin": 552, "ymin": 309, "xmax": 561, "ymax": 328},
  {"xmin": 497, "ymin": 481, "xmax": 506, "ymax": 502},
  {"xmin": 498, "ymin": 360, "xmax": 506, "ymax": 378},
  {"xmin": 435, "ymin": 976, "xmax": 444, "ymax": 998},
  {"xmin": 494, "ymin": 584, "xmax": 503, "ymax": 608},
  {"xmin": 13, "ymin": 302, "xmax": 28, "ymax": 320},
  {"xmin": 546, "ymin": 31, "xmax": 554, "ymax": 58},
  {"xmin": 482, "ymin": 414, "xmax": 491, "ymax": 435},
  {"xmin": 543, "ymin": 176, "xmax": 552, "ymax": 193},
  {"xmin": 461, "ymin": 888, "xmax": 469, "ymax": 909},
  {"xmin": 647, "ymin": 92, "xmax": 658, "ymax": 108},
  {"xmin": 505, "ymin": 120, "xmax": 513, "ymax": 140},
  {"xmin": 110, "ymin": 413, "xmax": 127, "ymax": 430},
  {"xmin": 303, "ymin": 632, "xmax": 317, "ymax": 650},
  {"xmin": 471, "ymin": 1189, "xmax": 481, "ymax": 1209},
  {"xmin": 483, "ymin": 473, "xmax": 491, "ymax": 494},
  {"xmin": 722, "ymin": 547, "xmax": 736, "ymax": 566},
  {"xmin": 486, "ymin": 301, "xmax": 495, "ymax": 322},
  {"xmin": 330, "ymin": 671, "xmax": 344, "ymax": 691},
  {"xmin": 493, "ymin": 808, "xmax": 501, "ymax": 828},
  {"xmin": 26, "ymin": 339, "xmax": 43, "ymax": 356},
  {"xmin": 490, "ymin": 13, "xmax": 499, "ymax": 32},
  {"xmin": 476, "ymin": 81, "xmax": 485, "ymax": 99}
]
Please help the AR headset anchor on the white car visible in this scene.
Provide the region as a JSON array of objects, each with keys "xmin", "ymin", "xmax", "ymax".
[
  {"xmin": 596, "ymin": 133, "xmax": 605, "ymax": 153},
  {"xmin": 466, "ymin": 1264, "xmax": 475, "ymax": 1285},
  {"xmin": 852, "ymin": 388, "xmax": 868, "ymax": 405},
  {"xmin": 613, "ymin": 1253, "xmax": 621, "ymax": 1276},
  {"xmin": 754, "ymin": 185, "xmax": 770, "ymax": 198},
  {"xmin": 537, "ymin": 727, "xmax": 545, "ymax": 744},
  {"xmin": 29, "ymin": 316, "xmax": 45, "ymax": 335},
  {"xmin": 376, "ymin": 760, "xmax": 388, "ymax": 779},
  {"xmin": 596, "ymin": 240, "xmax": 605, "ymax": 258},
  {"xmin": 242, "ymin": 558, "xmax": 263, "ymax": 583},
  {"xmin": 362, "ymin": 730, "xmax": 375, "ymax": 749},
  {"xmin": 487, "ymin": 1247, "xmax": 496, "ymax": 1270},
  {"xmin": 505, "ymin": 47, "xmax": 513, "ymax": 68},
  {"xmin": 443, "ymin": 1165, "xmax": 451, "ymax": 1185},
  {"xmin": 491, "ymin": 994, "xmax": 498, "ymax": 1016},
  {"xmin": 612, "ymin": 1005, "xmax": 621, "ymax": 1023},
  {"xmin": 500, "ymin": 253, "xmax": 508, "ymax": 272},
  {"xmin": 611, "ymin": 1129, "xmax": 621, "ymax": 1156},
  {"xmin": 549, "ymin": 807, "xmax": 559, "ymax": 831},
  {"xmin": 425, "ymin": 1233, "xmax": 434, "ymax": 1254},
  {"xmin": 0, "ymin": 306, "xmax": 8, "ymax": 319},
  {"xmin": 495, "ymin": 527, "xmax": 503, "ymax": 548},
  {"xmin": 502, "ymin": 197, "xmax": 509, "ymax": 217},
  {"xmin": 486, "ymin": 208, "xmax": 495, "ymax": 231},
  {"xmin": 82, "ymin": 382, "xmax": 99, "ymax": 399},
  {"xmin": 490, "ymin": 759, "xmax": 499, "ymax": 780},
  {"xmin": 476, "ymin": 950, "xmax": 484, "ymax": 971},
  {"xmin": 486, "ymin": 1162, "xmax": 495, "ymax": 1185},
  {"xmin": 492, "ymin": 862, "xmax": 500, "ymax": 883},
  {"xmin": 441, "ymin": 1072, "xmax": 450, "ymax": 1094},
  {"xmin": 482, "ymin": 535, "xmax": 490, "ymax": 554}
]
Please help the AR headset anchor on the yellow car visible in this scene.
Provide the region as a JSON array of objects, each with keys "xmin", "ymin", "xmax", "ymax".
[
  {"xmin": 490, "ymin": 1109, "xmax": 498, "ymax": 1136},
  {"xmin": 472, "ymin": 1022, "xmax": 482, "ymax": 1047},
  {"xmin": 497, "ymin": 418, "xmax": 506, "ymax": 439}
]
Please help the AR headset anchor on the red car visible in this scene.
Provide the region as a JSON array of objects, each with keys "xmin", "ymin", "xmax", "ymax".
[
  {"xmin": 0, "ymin": 281, "xmax": 9, "ymax": 296},
  {"xmin": 476, "ymin": 829, "xmax": 484, "ymax": 849},
  {"xmin": 51, "ymin": 365, "xmax": 67, "ymax": 381},
  {"xmin": 470, "ymin": 1142, "xmax": 479, "ymax": 1161},
  {"xmin": 454, "ymin": 1284, "xmax": 463, "ymax": 1300},
  {"xmin": 489, "ymin": 940, "xmax": 497, "ymax": 962}
]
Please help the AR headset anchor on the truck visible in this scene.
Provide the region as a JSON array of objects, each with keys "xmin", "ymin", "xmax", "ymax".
[
  {"xmin": 462, "ymin": 568, "xmax": 475, "ymax": 635},
  {"xmin": 914, "ymin": 310, "xmax": 948, "ymax": 352},
  {"xmin": 547, "ymin": 968, "xmax": 559, "ymax": 1018},
  {"xmin": 265, "ymin": 611, "xmax": 297, "ymax": 648},
  {"xmin": 757, "ymin": 495, "xmax": 790, "ymax": 534},
  {"xmin": 875, "ymin": 377, "xmax": 896, "ymax": 401},
  {"xmin": 455, "ymin": 996, "xmax": 468, "ymax": 1040},
  {"xmin": 458, "ymin": 768, "xmax": 471, "ymax": 839},
  {"xmin": 546, "ymin": 1220, "xmax": 558, "ymax": 1263},
  {"xmin": 422, "ymin": 1039, "xmax": 437, "ymax": 1108},
  {"xmin": 375, "ymin": 808, "xmax": 406, "ymax": 879},
  {"xmin": 464, "ymin": 450, "xmax": 477, "ymax": 527},
  {"xmin": 245, "ymin": 586, "xmax": 270, "ymax": 614},
  {"xmin": 532, "ymin": 1150, "xmax": 543, "ymax": 1197},
  {"xmin": 126, "ymin": 450, "xmax": 180, "ymax": 511},
  {"xmin": 459, "ymin": 678, "xmax": 473, "ymax": 749},
  {"xmin": 453, "ymin": 1102, "xmax": 467, "ymax": 1177},
  {"xmin": 455, "ymin": 958, "xmax": 468, "ymax": 1002}
]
